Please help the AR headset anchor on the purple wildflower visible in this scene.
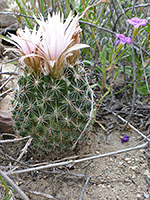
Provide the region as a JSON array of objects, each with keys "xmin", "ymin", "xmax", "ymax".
[
  {"xmin": 116, "ymin": 34, "xmax": 133, "ymax": 45},
  {"xmin": 121, "ymin": 135, "xmax": 129, "ymax": 143},
  {"xmin": 127, "ymin": 17, "xmax": 148, "ymax": 29},
  {"xmin": 114, "ymin": 39, "xmax": 120, "ymax": 46}
]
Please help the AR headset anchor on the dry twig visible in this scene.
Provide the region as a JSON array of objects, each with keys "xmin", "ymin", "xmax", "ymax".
[
  {"xmin": 22, "ymin": 188, "xmax": 59, "ymax": 200},
  {"xmin": 6, "ymin": 142, "xmax": 148, "ymax": 175},
  {"xmin": 79, "ymin": 177, "xmax": 90, "ymax": 200},
  {"xmin": 0, "ymin": 136, "xmax": 31, "ymax": 144}
]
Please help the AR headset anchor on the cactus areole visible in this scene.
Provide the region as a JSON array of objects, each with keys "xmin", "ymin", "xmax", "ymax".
[{"xmin": 6, "ymin": 12, "xmax": 94, "ymax": 157}]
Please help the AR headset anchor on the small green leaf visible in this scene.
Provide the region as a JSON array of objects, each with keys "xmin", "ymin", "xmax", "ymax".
[
  {"xmin": 96, "ymin": 66, "xmax": 102, "ymax": 74},
  {"xmin": 83, "ymin": 60, "xmax": 93, "ymax": 65},
  {"xmin": 16, "ymin": 0, "xmax": 33, "ymax": 29},
  {"xmin": 136, "ymin": 85, "xmax": 150, "ymax": 95},
  {"xmin": 146, "ymin": 23, "xmax": 150, "ymax": 34},
  {"xmin": 101, "ymin": 45, "xmax": 107, "ymax": 64},
  {"xmin": 90, "ymin": 83, "xmax": 101, "ymax": 89}
]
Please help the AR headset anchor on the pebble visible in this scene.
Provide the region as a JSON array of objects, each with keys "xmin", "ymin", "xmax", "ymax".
[
  {"xmin": 144, "ymin": 169, "xmax": 150, "ymax": 178},
  {"xmin": 131, "ymin": 166, "xmax": 138, "ymax": 171},
  {"xmin": 127, "ymin": 160, "xmax": 132, "ymax": 164},
  {"xmin": 125, "ymin": 157, "xmax": 130, "ymax": 161},
  {"xmin": 143, "ymin": 192, "xmax": 149, "ymax": 198},
  {"xmin": 136, "ymin": 194, "xmax": 144, "ymax": 200},
  {"xmin": 119, "ymin": 161, "xmax": 124, "ymax": 165},
  {"xmin": 137, "ymin": 194, "xmax": 141, "ymax": 198},
  {"xmin": 140, "ymin": 149, "xmax": 145, "ymax": 153},
  {"xmin": 131, "ymin": 174, "xmax": 136, "ymax": 179},
  {"xmin": 140, "ymin": 160, "xmax": 145, "ymax": 164}
]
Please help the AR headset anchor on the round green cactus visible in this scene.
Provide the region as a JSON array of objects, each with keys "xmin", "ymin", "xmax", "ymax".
[{"xmin": 12, "ymin": 65, "xmax": 94, "ymax": 156}]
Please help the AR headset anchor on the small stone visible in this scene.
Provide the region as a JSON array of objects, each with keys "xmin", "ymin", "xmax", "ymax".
[
  {"xmin": 96, "ymin": 151, "xmax": 100, "ymax": 154},
  {"xmin": 119, "ymin": 161, "xmax": 123, "ymax": 165},
  {"xmin": 132, "ymin": 174, "xmax": 136, "ymax": 179},
  {"xmin": 144, "ymin": 170, "xmax": 150, "ymax": 177},
  {"xmin": 136, "ymin": 194, "xmax": 142, "ymax": 198},
  {"xmin": 140, "ymin": 149, "xmax": 145, "ymax": 153},
  {"xmin": 127, "ymin": 160, "xmax": 132, "ymax": 164},
  {"xmin": 144, "ymin": 192, "xmax": 149, "ymax": 198},
  {"xmin": 0, "ymin": 112, "xmax": 14, "ymax": 133},
  {"xmin": 125, "ymin": 157, "xmax": 130, "ymax": 161},
  {"xmin": 139, "ymin": 160, "xmax": 145, "ymax": 164},
  {"xmin": 131, "ymin": 166, "xmax": 138, "ymax": 171}
]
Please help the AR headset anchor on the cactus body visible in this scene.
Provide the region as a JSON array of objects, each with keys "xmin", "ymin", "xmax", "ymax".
[{"xmin": 12, "ymin": 65, "xmax": 94, "ymax": 156}]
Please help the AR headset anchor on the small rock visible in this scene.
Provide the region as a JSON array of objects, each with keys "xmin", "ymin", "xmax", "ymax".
[
  {"xmin": 143, "ymin": 192, "xmax": 149, "ymax": 198},
  {"xmin": 144, "ymin": 170, "xmax": 150, "ymax": 178},
  {"xmin": 136, "ymin": 194, "xmax": 141, "ymax": 198},
  {"xmin": 119, "ymin": 161, "xmax": 124, "ymax": 165},
  {"xmin": 125, "ymin": 157, "xmax": 130, "ymax": 161},
  {"xmin": 0, "ymin": 112, "xmax": 14, "ymax": 134},
  {"xmin": 139, "ymin": 160, "xmax": 145, "ymax": 164},
  {"xmin": 136, "ymin": 193, "xmax": 144, "ymax": 200},
  {"xmin": 131, "ymin": 166, "xmax": 138, "ymax": 171},
  {"xmin": 127, "ymin": 160, "xmax": 132, "ymax": 164},
  {"xmin": 132, "ymin": 174, "xmax": 136, "ymax": 179},
  {"xmin": 140, "ymin": 149, "xmax": 145, "ymax": 153}
]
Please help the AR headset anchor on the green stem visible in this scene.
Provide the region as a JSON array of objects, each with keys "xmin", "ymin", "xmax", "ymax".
[
  {"xmin": 96, "ymin": 3, "xmax": 106, "ymax": 25},
  {"xmin": 0, "ymin": 176, "xmax": 11, "ymax": 199}
]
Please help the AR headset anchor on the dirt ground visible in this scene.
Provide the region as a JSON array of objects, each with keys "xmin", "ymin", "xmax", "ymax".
[{"xmin": 15, "ymin": 129, "xmax": 150, "ymax": 200}]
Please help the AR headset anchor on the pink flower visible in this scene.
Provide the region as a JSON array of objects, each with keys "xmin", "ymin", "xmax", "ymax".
[
  {"xmin": 35, "ymin": 12, "xmax": 89, "ymax": 77},
  {"xmin": 116, "ymin": 34, "xmax": 133, "ymax": 44},
  {"xmin": 8, "ymin": 26, "xmax": 41, "ymax": 55},
  {"xmin": 4, "ymin": 12, "xmax": 89, "ymax": 77},
  {"xmin": 5, "ymin": 26, "xmax": 42, "ymax": 73},
  {"xmin": 127, "ymin": 17, "xmax": 148, "ymax": 29}
]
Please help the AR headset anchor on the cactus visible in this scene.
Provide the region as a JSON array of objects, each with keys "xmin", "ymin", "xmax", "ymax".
[
  {"xmin": 6, "ymin": 12, "xmax": 94, "ymax": 157},
  {"xmin": 12, "ymin": 66, "xmax": 94, "ymax": 155}
]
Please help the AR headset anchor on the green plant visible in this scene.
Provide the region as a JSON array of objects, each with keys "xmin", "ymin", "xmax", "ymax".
[
  {"xmin": 5, "ymin": 12, "xmax": 95, "ymax": 158},
  {"xmin": 12, "ymin": 65, "xmax": 94, "ymax": 156},
  {"xmin": 0, "ymin": 176, "xmax": 13, "ymax": 200}
]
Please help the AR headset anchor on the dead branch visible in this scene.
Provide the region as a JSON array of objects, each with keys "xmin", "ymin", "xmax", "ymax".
[
  {"xmin": 6, "ymin": 142, "xmax": 148, "ymax": 175},
  {"xmin": 0, "ymin": 136, "xmax": 31, "ymax": 143},
  {"xmin": 79, "ymin": 177, "xmax": 90, "ymax": 200},
  {"xmin": 22, "ymin": 188, "xmax": 60, "ymax": 200}
]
